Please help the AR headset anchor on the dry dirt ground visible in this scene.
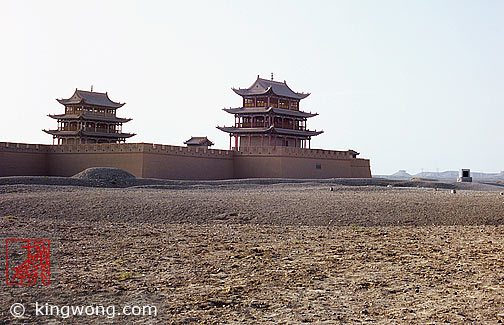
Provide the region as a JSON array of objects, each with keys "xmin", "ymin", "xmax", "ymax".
[{"xmin": 1, "ymin": 181, "xmax": 504, "ymax": 324}]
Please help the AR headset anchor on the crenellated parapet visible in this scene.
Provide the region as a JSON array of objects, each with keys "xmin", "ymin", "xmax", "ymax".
[
  {"xmin": 0, "ymin": 142, "xmax": 50, "ymax": 152},
  {"xmin": 41, "ymin": 142, "xmax": 234, "ymax": 159},
  {"xmin": 234, "ymin": 146, "xmax": 361, "ymax": 160}
]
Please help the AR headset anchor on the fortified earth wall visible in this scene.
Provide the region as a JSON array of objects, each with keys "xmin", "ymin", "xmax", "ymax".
[
  {"xmin": 233, "ymin": 146, "xmax": 371, "ymax": 179},
  {"xmin": 0, "ymin": 143, "xmax": 49, "ymax": 176},
  {"xmin": 0, "ymin": 142, "xmax": 371, "ymax": 179},
  {"xmin": 139, "ymin": 144, "xmax": 234, "ymax": 180}
]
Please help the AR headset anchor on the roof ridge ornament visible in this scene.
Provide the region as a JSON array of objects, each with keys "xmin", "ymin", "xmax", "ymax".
[{"xmin": 271, "ymin": 72, "xmax": 274, "ymax": 81}]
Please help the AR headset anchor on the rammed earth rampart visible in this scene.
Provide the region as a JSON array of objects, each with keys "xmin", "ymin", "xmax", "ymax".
[{"xmin": 0, "ymin": 142, "xmax": 371, "ymax": 179}]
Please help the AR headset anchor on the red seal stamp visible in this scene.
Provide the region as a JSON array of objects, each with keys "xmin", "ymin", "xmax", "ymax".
[{"xmin": 5, "ymin": 239, "xmax": 51, "ymax": 285}]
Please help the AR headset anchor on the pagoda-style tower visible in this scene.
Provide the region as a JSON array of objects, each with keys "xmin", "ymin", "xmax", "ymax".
[
  {"xmin": 217, "ymin": 75, "xmax": 323, "ymax": 149},
  {"xmin": 44, "ymin": 89, "xmax": 135, "ymax": 144}
]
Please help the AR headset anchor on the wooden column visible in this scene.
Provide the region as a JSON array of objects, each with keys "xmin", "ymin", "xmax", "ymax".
[{"xmin": 229, "ymin": 135, "xmax": 232, "ymax": 150}]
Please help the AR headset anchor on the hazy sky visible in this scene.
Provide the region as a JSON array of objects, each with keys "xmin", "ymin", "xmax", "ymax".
[{"xmin": 1, "ymin": 0, "xmax": 503, "ymax": 175}]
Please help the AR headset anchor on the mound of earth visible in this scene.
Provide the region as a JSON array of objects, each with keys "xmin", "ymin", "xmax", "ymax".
[{"xmin": 72, "ymin": 167, "xmax": 136, "ymax": 181}]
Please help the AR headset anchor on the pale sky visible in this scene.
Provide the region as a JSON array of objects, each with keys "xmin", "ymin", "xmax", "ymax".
[{"xmin": 1, "ymin": 0, "xmax": 503, "ymax": 175}]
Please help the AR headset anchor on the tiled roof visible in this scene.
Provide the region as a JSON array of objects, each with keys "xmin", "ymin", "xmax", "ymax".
[
  {"xmin": 216, "ymin": 126, "xmax": 323, "ymax": 137},
  {"xmin": 223, "ymin": 107, "xmax": 318, "ymax": 118},
  {"xmin": 43, "ymin": 129, "xmax": 135, "ymax": 138},
  {"xmin": 48, "ymin": 114, "xmax": 131, "ymax": 123},
  {"xmin": 232, "ymin": 76, "xmax": 310, "ymax": 100},
  {"xmin": 57, "ymin": 89, "xmax": 125, "ymax": 108},
  {"xmin": 184, "ymin": 137, "xmax": 214, "ymax": 146}
]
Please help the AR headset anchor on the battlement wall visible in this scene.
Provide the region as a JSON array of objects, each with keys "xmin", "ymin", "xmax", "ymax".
[
  {"xmin": 0, "ymin": 142, "xmax": 371, "ymax": 179},
  {"xmin": 0, "ymin": 142, "xmax": 49, "ymax": 176},
  {"xmin": 234, "ymin": 146, "xmax": 356, "ymax": 159},
  {"xmin": 0, "ymin": 142, "xmax": 50, "ymax": 152},
  {"xmin": 139, "ymin": 143, "xmax": 234, "ymax": 180},
  {"xmin": 45, "ymin": 142, "xmax": 234, "ymax": 158},
  {"xmin": 45, "ymin": 143, "xmax": 234, "ymax": 179},
  {"xmin": 233, "ymin": 146, "xmax": 371, "ymax": 178}
]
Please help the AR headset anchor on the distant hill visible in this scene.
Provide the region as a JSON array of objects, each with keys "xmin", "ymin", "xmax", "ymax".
[
  {"xmin": 390, "ymin": 170, "xmax": 412, "ymax": 178},
  {"xmin": 415, "ymin": 171, "xmax": 458, "ymax": 179},
  {"xmin": 375, "ymin": 170, "xmax": 504, "ymax": 181}
]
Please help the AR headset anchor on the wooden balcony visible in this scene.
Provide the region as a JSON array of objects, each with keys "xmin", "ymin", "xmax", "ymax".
[
  {"xmin": 84, "ymin": 111, "xmax": 116, "ymax": 117},
  {"xmin": 240, "ymin": 122, "xmax": 305, "ymax": 130},
  {"xmin": 64, "ymin": 111, "xmax": 116, "ymax": 117},
  {"xmin": 58, "ymin": 127, "xmax": 120, "ymax": 133}
]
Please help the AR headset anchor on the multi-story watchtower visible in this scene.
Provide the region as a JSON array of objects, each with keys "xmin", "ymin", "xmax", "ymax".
[
  {"xmin": 217, "ymin": 75, "xmax": 323, "ymax": 149},
  {"xmin": 44, "ymin": 89, "xmax": 135, "ymax": 144}
]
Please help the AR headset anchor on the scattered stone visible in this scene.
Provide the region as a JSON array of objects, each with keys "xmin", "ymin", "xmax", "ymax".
[
  {"xmin": 451, "ymin": 189, "xmax": 457, "ymax": 194},
  {"xmin": 330, "ymin": 187, "xmax": 334, "ymax": 191},
  {"xmin": 250, "ymin": 300, "xmax": 270, "ymax": 309}
]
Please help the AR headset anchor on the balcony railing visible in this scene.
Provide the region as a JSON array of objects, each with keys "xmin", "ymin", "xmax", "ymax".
[
  {"xmin": 84, "ymin": 111, "xmax": 116, "ymax": 117},
  {"xmin": 65, "ymin": 111, "xmax": 116, "ymax": 117},
  {"xmin": 240, "ymin": 123, "xmax": 305, "ymax": 130},
  {"xmin": 58, "ymin": 127, "xmax": 120, "ymax": 133},
  {"xmin": 241, "ymin": 122, "xmax": 267, "ymax": 128}
]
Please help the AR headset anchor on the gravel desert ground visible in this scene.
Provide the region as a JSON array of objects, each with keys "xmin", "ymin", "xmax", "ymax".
[{"xmin": 2, "ymin": 173, "xmax": 504, "ymax": 323}]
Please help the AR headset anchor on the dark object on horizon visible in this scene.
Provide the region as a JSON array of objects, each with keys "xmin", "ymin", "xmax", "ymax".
[{"xmin": 457, "ymin": 169, "xmax": 472, "ymax": 183}]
